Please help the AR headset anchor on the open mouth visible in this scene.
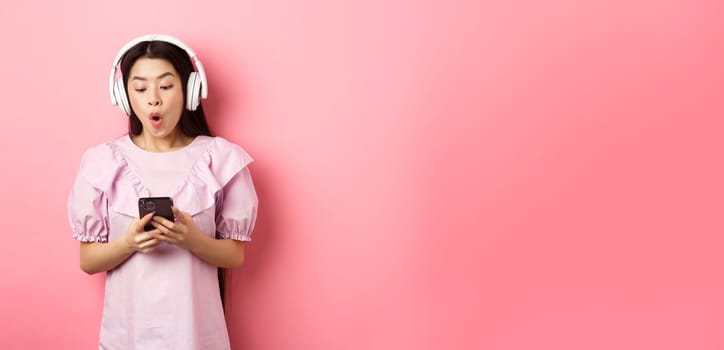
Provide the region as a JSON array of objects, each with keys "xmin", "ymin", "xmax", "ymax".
[{"xmin": 149, "ymin": 112, "xmax": 163, "ymax": 127}]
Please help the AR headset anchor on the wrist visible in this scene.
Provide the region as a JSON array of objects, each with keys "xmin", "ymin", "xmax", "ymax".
[
  {"xmin": 187, "ymin": 231, "xmax": 210, "ymax": 254},
  {"xmin": 119, "ymin": 231, "xmax": 136, "ymax": 254}
]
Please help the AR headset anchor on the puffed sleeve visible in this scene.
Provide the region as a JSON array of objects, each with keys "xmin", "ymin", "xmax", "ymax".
[
  {"xmin": 215, "ymin": 166, "xmax": 258, "ymax": 242},
  {"xmin": 67, "ymin": 149, "xmax": 110, "ymax": 243}
]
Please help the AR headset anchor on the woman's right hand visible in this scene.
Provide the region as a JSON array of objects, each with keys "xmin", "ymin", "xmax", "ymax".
[{"xmin": 124, "ymin": 212, "xmax": 162, "ymax": 253}]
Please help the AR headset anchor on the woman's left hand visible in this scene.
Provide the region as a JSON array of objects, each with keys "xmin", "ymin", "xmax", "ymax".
[{"xmin": 151, "ymin": 207, "xmax": 204, "ymax": 250}]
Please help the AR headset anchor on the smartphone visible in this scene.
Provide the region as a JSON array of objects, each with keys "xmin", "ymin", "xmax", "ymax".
[{"xmin": 138, "ymin": 197, "xmax": 175, "ymax": 231}]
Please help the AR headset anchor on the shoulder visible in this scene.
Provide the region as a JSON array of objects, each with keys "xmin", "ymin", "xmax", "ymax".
[
  {"xmin": 79, "ymin": 142, "xmax": 113, "ymax": 165},
  {"xmin": 207, "ymin": 136, "xmax": 253, "ymax": 165},
  {"xmin": 204, "ymin": 136, "xmax": 254, "ymax": 185},
  {"xmin": 76, "ymin": 136, "xmax": 128, "ymax": 190}
]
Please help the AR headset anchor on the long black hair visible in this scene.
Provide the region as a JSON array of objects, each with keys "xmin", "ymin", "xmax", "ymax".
[{"xmin": 120, "ymin": 40, "xmax": 228, "ymax": 308}]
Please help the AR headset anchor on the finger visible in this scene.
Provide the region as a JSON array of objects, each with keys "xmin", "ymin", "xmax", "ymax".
[
  {"xmin": 139, "ymin": 244, "xmax": 159, "ymax": 253},
  {"xmin": 140, "ymin": 211, "xmax": 156, "ymax": 223},
  {"xmin": 134, "ymin": 232, "xmax": 151, "ymax": 242},
  {"xmin": 151, "ymin": 221, "xmax": 174, "ymax": 236},
  {"xmin": 136, "ymin": 228, "xmax": 163, "ymax": 242},
  {"xmin": 155, "ymin": 226, "xmax": 181, "ymax": 243},
  {"xmin": 152, "ymin": 223, "xmax": 184, "ymax": 242},
  {"xmin": 136, "ymin": 212, "xmax": 156, "ymax": 231},
  {"xmin": 138, "ymin": 238, "xmax": 159, "ymax": 249},
  {"xmin": 143, "ymin": 229, "xmax": 163, "ymax": 240},
  {"xmin": 152, "ymin": 215, "xmax": 177, "ymax": 230},
  {"xmin": 172, "ymin": 207, "xmax": 191, "ymax": 223},
  {"xmin": 155, "ymin": 233, "xmax": 176, "ymax": 243}
]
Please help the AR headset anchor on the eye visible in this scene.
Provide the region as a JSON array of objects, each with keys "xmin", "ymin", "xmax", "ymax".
[
  {"xmin": 161, "ymin": 85, "xmax": 174, "ymax": 90},
  {"xmin": 134, "ymin": 88, "xmax": 147, "ymax": 93}
]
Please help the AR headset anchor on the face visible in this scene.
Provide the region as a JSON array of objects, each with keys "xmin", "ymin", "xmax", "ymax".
[{"xmin": 127, "ymin": 58, "xmax": 185, "ymax": 138}]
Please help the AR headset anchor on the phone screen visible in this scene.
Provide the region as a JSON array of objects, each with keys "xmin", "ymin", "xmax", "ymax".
[{"xmin": 138, "ymin": 197, "xmax": 175, "ymax": 231}]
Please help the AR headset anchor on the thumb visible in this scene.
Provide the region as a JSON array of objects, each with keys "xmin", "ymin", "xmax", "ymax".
[
  {"xmin": 171, "ymin": 207, "xmax": 187, "ymax": 223},
  {"xmin": 138, "ymin": 211, "xmax": 156, "ymax": 226},
  {"xmin": 130, "ymin": 212, "xmax": 155, "ymax": 234}
]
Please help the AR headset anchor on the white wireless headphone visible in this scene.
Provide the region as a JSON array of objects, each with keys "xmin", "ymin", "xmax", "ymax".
[{"xmin": 109, "ymin": 34, "xmax": 208, "ymax": 116}]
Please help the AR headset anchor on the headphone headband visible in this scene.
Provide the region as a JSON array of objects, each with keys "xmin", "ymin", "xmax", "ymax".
[{"xmin": 109, "ymin": 34, "xmax": 208, "ymax": 107}]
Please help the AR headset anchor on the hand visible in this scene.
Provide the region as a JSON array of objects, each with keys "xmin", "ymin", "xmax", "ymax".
[
  {"xmin": 151, "ymin": 207, "xmax": 204, "ymax": 250},
  {"xmin": 123, "ymin": 212, "xmax": 162, "ymax": 254}
]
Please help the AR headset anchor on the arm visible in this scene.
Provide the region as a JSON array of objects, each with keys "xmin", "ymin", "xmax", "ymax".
[
  {"xmin": 79, "ymin": 213, "xmax": 161, "ymax": 274},
  {"xmin": 80, "ymin": 239, "xmax": 134, "ymax": 274},
  {"xmin": 187, "ymin": 235, "xmax": 245, "ymax": 268}
]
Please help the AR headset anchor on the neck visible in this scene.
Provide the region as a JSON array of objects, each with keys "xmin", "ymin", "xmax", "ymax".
[{"xmin": 132, "ymin": 129, "xmax": 193, "ymax": 152}]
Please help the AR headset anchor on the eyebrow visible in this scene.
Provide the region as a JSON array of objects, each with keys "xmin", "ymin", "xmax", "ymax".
[{"xmin": 131, "ymin": 72, "xmax": 175, "ymax": 81}]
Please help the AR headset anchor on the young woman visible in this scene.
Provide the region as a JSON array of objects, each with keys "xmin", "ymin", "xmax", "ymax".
[{"xmin": 67, "ymin": 34, "xmax": 258, "ymax": 349}]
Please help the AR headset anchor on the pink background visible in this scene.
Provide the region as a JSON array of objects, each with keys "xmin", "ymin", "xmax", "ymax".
[{"xmin": 0, "ymin": 0, "xmax": 723, "ymax": 349}]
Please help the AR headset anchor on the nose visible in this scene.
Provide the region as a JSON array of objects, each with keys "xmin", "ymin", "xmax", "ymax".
[{"xmin": 148, "ymin": 91, "xmax": 161, "ymax": 106}]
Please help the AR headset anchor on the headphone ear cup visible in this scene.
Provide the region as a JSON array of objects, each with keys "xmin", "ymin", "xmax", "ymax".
[
  {"xmin": 114, "ymin": 78, "xmax": 132, "ymax": 116},
  {"xmin": 186, "ymin": 72, "xmax": 202, "ymax": 111}
]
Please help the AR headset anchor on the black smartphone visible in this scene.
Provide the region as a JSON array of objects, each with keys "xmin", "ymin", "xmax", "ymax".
[{"xmin": 138, "ymin": 197, "xmax": 175, "ymax": 231}]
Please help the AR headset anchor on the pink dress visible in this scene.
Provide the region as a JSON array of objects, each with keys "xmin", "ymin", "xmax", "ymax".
[{"xmin": 68, "ymin": 135, "xmax": 258, "ymax": 350}]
